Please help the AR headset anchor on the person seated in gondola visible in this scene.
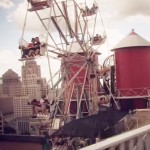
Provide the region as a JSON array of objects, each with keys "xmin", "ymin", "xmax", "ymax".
[
  {"xmin": 28, "ymin": 36, "xmax": 41, "ymax": 57},
  {"xmin": 90, "ymin": 3, "xmax": 98, "ymax": 14},
  {"xmin": 82, "ymin": 4, "xmax": 98, "ymax": 17},
  {"xmin": 28, "ymin": 98, "xmax": 45, "ymax": 117},
  {"xmin": 98, "ymin": 95, "xmax": 110, "ymax": 108},
  {"xmin": 94, "ymin": 34, "xmax": 101, "ymax": 41},
  {"xmin": 21, "ymin": 38, "xmax": 35, "ymax": 58},
  {"xmin": 29, "ymin": 98, "xmax": 41, "ymax": 118},
  {"xmin": 44, "ymin": 98, "xmax": 50, "ymax": 114}
]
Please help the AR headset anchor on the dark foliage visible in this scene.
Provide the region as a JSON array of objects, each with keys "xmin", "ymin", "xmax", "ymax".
[
  {"xmin": 4, "ymin": 126, "xmax": 16, "ymax": 134},
  {"xmin": 52, "ymin": 106, "xmax": 128, "ymax": 138}
]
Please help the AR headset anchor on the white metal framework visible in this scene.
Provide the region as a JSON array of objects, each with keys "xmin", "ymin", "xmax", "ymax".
[
  {"xmin": 19, "ymin": 0, "xmax": 107, "ymax": 124},
  {"xmin": 81, "ymin": 124, "xmax": 150, "ymax": 150}
]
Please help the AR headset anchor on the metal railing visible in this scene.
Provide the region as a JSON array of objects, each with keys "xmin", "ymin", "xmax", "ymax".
[{"xmin": 80, "ymin": 124, "xmax": 150, "ymax": 150}]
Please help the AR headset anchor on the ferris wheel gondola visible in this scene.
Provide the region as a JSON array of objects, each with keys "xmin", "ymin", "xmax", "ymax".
[
  {"xmin": 18, "ymin": 39, "xmax": 46, "ymax": 61},
  {"xmin": 82, "ymin": 3, "xmax": 98, "ymax": 17},
  {"xmin": 28, "ymin": 0, "xmax": 53, "ymax": 11}
]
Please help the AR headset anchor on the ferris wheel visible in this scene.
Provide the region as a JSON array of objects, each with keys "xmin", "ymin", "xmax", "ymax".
[{"xmin": 19, "ymin": 0, "xmax": 108, "ymax": 122}]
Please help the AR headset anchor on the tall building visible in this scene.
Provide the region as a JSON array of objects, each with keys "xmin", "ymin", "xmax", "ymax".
[
  {"xmin": 14, "ymin": 60, "xmax": 48, "ymax": 117},
  {"xmin": 0, "ymin": 94, "xmax": 13, "ymax": 114},
  {"xmin": 13, "ymin": 96, "xmax": 32, "ymax": 117},
  {"xmin": 0, "ymin": 79, "xmax": 2, "ymax": 94},
  {"xmin": 0, "ymin": 112, "xmax": 4, "ymax": 135},
  {"xmin": 0, "ymin": 61, "xmax": 48, "ymax": 117},
  {"xmin": 2, "ymin": 69, "xmax": 22, "ymax": 97},
  {"xmin": 37, "ymin": 78, "xmax": 48, "ymax": 97},
  {"xmin": 21, "ymin": 60, "xmax": 42, "ymax": 97},
  {"xmin": 0, "ymin": 69, "xmax": 21, "ymax": 114}
]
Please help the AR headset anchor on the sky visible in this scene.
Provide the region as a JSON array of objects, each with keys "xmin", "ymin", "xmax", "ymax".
[{"xmin": 1, "ymin": 0, "xmax": 150, "ymax": 81}]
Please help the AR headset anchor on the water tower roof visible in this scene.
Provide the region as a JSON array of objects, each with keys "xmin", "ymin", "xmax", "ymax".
[{"xmin": 111, "ymin": 29, "xmax": 150, "ymax": 51}]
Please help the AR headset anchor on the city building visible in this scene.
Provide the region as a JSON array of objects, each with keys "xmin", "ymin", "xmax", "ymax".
[
  {"xmin": 37, "ymin": 78, "xmax": 49, "ymax": 97},
  {"xmin": 0, "ymin": 112, "xmax": 4, "ymax": 135},
  {"xmin": 21, "ymin": 60, "xmax": 48, "ymax": 97},
  {"xmin": 15, "ymin": 117, "xmax": 51, "ymax": 136},
  {"xmin": 16, "ymin": 118, "xmax": 30, "ymax": 135},
  {"xmin": 2, "ymin": 69, "xmax": 22, "ymax": 97},
  {"xmin": 14, "ymin": 60, "xmax": 48, "ymax": 117},
  {"xmin": 0, "ymin": 94, "xmax": 13, "ymax": 114},
  {"xmin": 13, "ymin": 96, "xmax": 32, "ymax": 117},
  {"xmin": 0, "ymin": 79, "xmax": 2, "ymax": 94},
  {"xmin": 21, "ymin": 60, "xmax": 41, "ymax": 97},
  {"xmin": 0, "ymin": 61, "xmax": 49, "ymax": 120},
  {"xmin": 0, "ymin": 69, "xmax": 21, "ymax": 114}
]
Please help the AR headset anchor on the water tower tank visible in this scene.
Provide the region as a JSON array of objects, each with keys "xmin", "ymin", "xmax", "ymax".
[{"xmin": 112, "ymin": 30, "xmax": 150, "ymax": 110}]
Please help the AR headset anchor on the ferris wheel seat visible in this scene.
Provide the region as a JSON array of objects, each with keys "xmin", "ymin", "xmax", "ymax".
[
  {"xmin": 18, "ymin": 43, "xmax": 46, "ymax": 61},
  {"xmin": 82, "ymin": 11, "xmax": 96, "ymax": 17},
  {"xmin": 90, "ymin": 74, "xmax": 96, "ymax": 78},
  {"xmin": 90, "ymin": 35, "xmax": 105, "ymax": 45},
  {"xmin": 82, "ymin": 4, "xmax": 98, "ymax": 17},
  {"xmin": 39, "ymin": 43, "xmax": 46, "ymax": 56},
  {"xmin": 18, "ymin": 57, "xmax": 35, "ymax": 61},
  {"xmin": 28, "ymin": 0, "xmax": 52, "ymax": 11},
  {"xmin": 28, "ymin": 5, "xmax": 49, "ymax": 12}
]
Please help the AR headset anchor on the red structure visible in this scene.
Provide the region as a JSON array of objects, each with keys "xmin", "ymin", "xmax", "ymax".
[
  {"xmin": 60, "ymin": 44, "xmax": 101, "ymax": 116},
  {"xmin": 61, "ymin": 53, "xmax": 99, "ymax": 87},
  {"xmin": 112, "ymin": 30, "xmax": 150, "ymax": 110}
]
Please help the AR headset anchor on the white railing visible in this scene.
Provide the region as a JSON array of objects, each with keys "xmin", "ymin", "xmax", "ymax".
[{"xmin": 80, "ymin": 124, "xmax": 150, "ymax": 150}]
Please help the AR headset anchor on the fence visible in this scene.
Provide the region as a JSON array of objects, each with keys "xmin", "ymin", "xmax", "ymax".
[{"xmin": 80, "ymin": 124, "xmax": 150, "ymax": 150}]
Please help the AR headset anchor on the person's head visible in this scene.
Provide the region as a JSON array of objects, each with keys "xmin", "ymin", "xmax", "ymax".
[
  {"xmin": 31, "ymin": 99, "xmax": 37, "ymax": 105},
  {"xmin": 41, "ymin": 95, "xmax": 46, "ymax": 99},
  {"xmin": 35, "ymin": 37, "xmax": 39, "ymax": 42},
  {"xmin": 31, "ymin": 38, "xmax": 35, "ymax": 42},
  {"xmin": 44, "ymin": 98, "xmax": 49, "ymax": 103},
  {"xmin": 32, "ymin": 99, "xmax": 37, "ymax": 102}
]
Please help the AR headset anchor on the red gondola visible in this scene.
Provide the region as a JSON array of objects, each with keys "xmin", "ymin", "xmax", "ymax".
[
  {"xmin": 28, "ymin": 0, "xmax": 53, "ymax": 11},
  {"xmin": 82, "ymin": 4, "xmax": 98, "ymax": 17}
]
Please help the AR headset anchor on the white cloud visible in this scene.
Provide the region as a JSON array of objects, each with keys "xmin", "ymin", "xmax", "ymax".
[
  {"xmin": 11, "ymin": 0, "xmax": 98, "ymax": 34},
  {"xmin": 10, "ymin": 0, "xmax": 150, "ymax": 36},
  {"xmin": 12, "ymin": 1, "xmax": 42, "ymax": 32},
  {"xmin": 0, "ymin": 0, "xmax": 14, "ymax": 9},
  {"xmin": 37, "ymin": 57, "xmax": 61, "ymax": 82},
  {"xmin": 98, "ymin": 0, "xmax": 150, "ymax": 20},
  {"xmin": 0, "ymin": 49, "xmax": 22, "ymax": 77}
]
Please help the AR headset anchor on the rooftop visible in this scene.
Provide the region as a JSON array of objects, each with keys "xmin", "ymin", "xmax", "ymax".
[{"xmin": 111, "ymin": 29, "xmax": 150, "ymax": 51}]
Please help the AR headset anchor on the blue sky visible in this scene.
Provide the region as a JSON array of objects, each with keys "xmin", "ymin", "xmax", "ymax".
[
  {"xmin": 0, "ymin": 0, "xmax": 23, "ymax": 77},
  {"xmin": 1, "ymin": 0, "xmax": 150, "ymax": 80},
  {"xmin": 0, "ymin": 0, "xmax": 22, "ymax": 49}
]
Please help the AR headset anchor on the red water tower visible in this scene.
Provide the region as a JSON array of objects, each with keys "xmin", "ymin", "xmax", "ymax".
[{"xmin": 112, "ymin": 29, "xmax": 150, "ymax": 111}]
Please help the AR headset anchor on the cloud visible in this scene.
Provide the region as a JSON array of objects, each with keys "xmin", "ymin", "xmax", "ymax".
[
  {"xmin": 10, "ymin": 0, "xmax": 150, "ymax": 37},
  {"xmin": 114, "ymin": 0, "xmax": 150, "ymax": 18},
  {"xmin": 11, "ymin": 1, "xmax": 42, "ymax": 32},
  {"xmin": 11, "ymin": 0, "xmax": 97, "ymax": 33},
  {"xmin": 0, "ymin": 0, "xmax": 14, "ymax": 9},
  {"xmin": 0, "ymin": 49, "xmax": 22, "ymax": 77},
  {"xmin": 99, "ymin": 0, "xmax": 150, "ymax": 20}
]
